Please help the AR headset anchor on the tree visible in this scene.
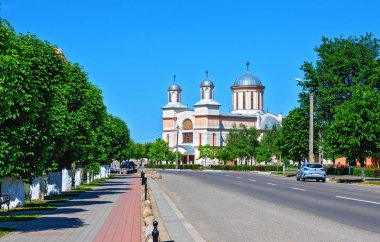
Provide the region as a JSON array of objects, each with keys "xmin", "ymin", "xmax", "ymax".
[
  {"xmin": 198, "ymin": 144, "xmax": 215, "ymax": 166},
  {"xmin": 215, "ymin": 146, "xmax": 234, "ymax": 165},
  {"xmin": 147, "ymin": 138, "xmax": 171, "ymax": 164},
  {"xmin": 299, "ymin": 33, "xmax": 380, "ymax": 165},
  {"xmin": 325, "ymin": 86, "xmax": 380, "ymax": 177},
  {"xmin": 256, "ymin": 125, "xmax": 280, "ymax": 164},
  {"xmin": 300, "ymin": 33, "xmax": 380, "ymax": 125},
  {"xmin": 225, "ymin": 124, "xmax": 253, "ymax": 165},
  {"xmin": 241, "ymin": 125, "xmax": 260, "ymax": 165},
  {"xmin": 277, "ymin": 107, "xmax": 309, "ymax": 165},
  {"xmin": 0, "ymin": 19, "xmax": 71, "ymax": 181}
]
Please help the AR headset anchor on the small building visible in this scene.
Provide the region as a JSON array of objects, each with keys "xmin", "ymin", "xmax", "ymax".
[{"xmin": 162, "ymin": 62, "xmax": 282, "ymax": 165}]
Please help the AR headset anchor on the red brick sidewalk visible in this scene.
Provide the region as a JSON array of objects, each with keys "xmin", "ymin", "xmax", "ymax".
[{"xmin": 94, "ymin": 175, "xmax": 141, "ymax": 242}]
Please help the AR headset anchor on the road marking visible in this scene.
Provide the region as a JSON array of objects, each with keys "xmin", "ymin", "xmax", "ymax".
[
  {"xmin": 249, "ymin": 179, "xmax": 256, "ymax": 182},
  {"xmin": 236, "ymin": 177, "xmax": 242, "ymax": 179},
  {"xmin": 225, "ymin": 175, "xmax": 231, "ymax": 177},
  {"xmin": 292, "ymin": 187, "xmax": 306, "ymax": 191},
  {"xmin": 266, "ymin": 183, "xmax": 277, "ymax": 186},
  {"xmin": 335, "ymin": 196, "xmax": 380, "ymax": 205}
]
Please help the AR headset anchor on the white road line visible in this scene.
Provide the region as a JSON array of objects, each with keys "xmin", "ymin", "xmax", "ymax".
[
  {"xmin": 249, "ymin": 179, "xmax": 256, "ymax": 182},
  {"xmin": 335, "ymin": 196, "xmax": 380, "ymax": 205},
  {"xmin": 225, "ymin": 175, "xmax": 231, "ymax": 177},
  {"xmin": 266, "ymin": 183, "xmax": 277, "ymax": 186},
  {"xmin": 236, "ymin": 177, "xmax": 242, "ymax": 179},
  {"xmin": 292, "ymin": 187, "xmax": 306, "ymax": 191}
]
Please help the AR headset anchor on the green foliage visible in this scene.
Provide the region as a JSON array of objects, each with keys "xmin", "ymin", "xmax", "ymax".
[
  {"xmin": 256, "ymin": 125, "xmax": 281, "ymax": 164},
  {"xmin": 209, "ymin": 165, "xmax": 280, "ymax": 171},
  {"xmin": 299, "ymin": 33, "xmax": 380, "ymax": 163},
  {"xmin": 0, "ymin": 18, "xmax": 131, "ymax": 181},
  {"xmin": 225, "ymin": 124, "xmax": 259, "ymax": 163},
  {"xmin": 325, "ymin": 86, "xmax": 380, "ymax": 166},
  {"xmin": 277, "ymin": 107, "xmax": 310, "ymax": 163},
  {"xmin": 197, "ymin": 144, "xmax": 215, "ymax": 165},
  {"xmin": 215, "ymin": 146, "xmax": 234, "ymax": 165},
  {"xmin": 144, "ymin": 164, "xmax": 201, "ymax": 169},
  {"xmin": 300, "ymin": 34, "xmax": 380, "ymax": 124},
  {"xmin": 353, "ymin": 168, "xmax": 379, "ymax": 177},
  {"xmin": 147, "ymin": 138, "xmax": 171, "ymax": 164}
]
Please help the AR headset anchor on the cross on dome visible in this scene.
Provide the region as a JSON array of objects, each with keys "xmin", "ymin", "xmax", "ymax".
[{"xmin": 246, "ymin": 61, "xmax": 250, "ymax": 72}]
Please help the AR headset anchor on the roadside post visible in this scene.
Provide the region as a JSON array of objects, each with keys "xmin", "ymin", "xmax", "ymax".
[
  {"xmin": 152, "ymin": 221, "xmax": 159, "ymax": 242},
  {"xmin": 144, "ymin": 178, "xmax": 147, "ymax": 200}
]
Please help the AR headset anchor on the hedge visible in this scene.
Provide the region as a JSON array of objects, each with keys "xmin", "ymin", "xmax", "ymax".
[
  {"xmin": 209, "ymin": 165, "xmax": 281, "ymax": 171},
  {"xmin": 144, "ymin": 164, "xmax": 201, "ymax": 170}
]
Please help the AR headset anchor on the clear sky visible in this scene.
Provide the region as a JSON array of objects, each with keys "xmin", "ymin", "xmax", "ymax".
[{"xmin": 2, "ymin": 0, "xmax": 380, "ymax": 142}]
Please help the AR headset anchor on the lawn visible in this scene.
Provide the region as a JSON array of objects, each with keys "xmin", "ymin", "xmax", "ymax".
[
  {"xmin": 0, "ymin": 214, "xmax": 41, "ymax": 222},
  {"xmin": 0, "ymin": 227, "xmax": 15, "ymax": 238}
]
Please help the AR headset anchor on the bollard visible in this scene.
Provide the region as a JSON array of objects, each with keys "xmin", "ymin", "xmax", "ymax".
[
  {"xmin": 144, "ymin": 178, "xmax": 147, "ymax": 200},
  {"xmin": 152, "ymin": 221, "xmax": 159, "ymax": 242},
  {"xmin": 141, "ymin": 171, "xmax": 145, "ymax": 185}
]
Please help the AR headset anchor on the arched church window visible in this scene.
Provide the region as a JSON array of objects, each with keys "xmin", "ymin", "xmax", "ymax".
[{"xmin": 183, "ymin": 119, "xmax": 193, "ymax": 130}]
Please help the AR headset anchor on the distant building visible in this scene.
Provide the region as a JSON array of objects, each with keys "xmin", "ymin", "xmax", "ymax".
[{"xmin": 162, "ymin": 62, "xmax": 282, "ymax": 165}]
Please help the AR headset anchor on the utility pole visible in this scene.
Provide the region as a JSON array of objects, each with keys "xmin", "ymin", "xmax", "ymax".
[
  {"xmin": 309, "ymin": 92, "xmax": 314, "ymax": 163},
  {"xmin": 176, "ymin": 124, "xmax": 179, "ymax": 169}
]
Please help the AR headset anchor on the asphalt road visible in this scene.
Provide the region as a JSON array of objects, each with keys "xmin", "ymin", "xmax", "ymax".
[{"xmin": 156, "ymin": 170, "xmax": 380, "ymax": 242}]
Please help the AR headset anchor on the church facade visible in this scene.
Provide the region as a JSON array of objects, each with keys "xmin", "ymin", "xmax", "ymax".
[{"xmin": 162, "ymin": 63, "xmax": 282, "ymax": 165}]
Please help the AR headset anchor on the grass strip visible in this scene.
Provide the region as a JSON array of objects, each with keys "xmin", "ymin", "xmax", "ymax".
[
  {"xmin": 0, "ymin": 214, "xmax": 41, "ymax": 222},
  {"xmin": 0, "ymin": 227, "xmax": 15, "ymax": 238}
]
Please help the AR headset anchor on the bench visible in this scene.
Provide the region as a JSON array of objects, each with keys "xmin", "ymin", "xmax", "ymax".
[{"xmin": 0, "ymin": 195, "xmax": 10, "ymax": 211}]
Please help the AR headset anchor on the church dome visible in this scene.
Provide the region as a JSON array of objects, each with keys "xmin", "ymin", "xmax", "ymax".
[
  {"xmin": 234, "ymin": 72, "xmax": 262, "ymax": 86},
  {"xmin": 233, "ymin": 61, "xmax": 263, "ymax": 86},
  {"xmin": 168, "ymin": 83, "xmax": 182, "ymax": 91},
  {"xmin": 168, "ymin": 75, "xmax": 182, "ymax": 91},
  {"xmin": 200, "ymin": 79, "xmax": 214, "ymax": 87},
  {"xmin": 200, "ymin": 71, "xmax": 214, "ymax": 87}
]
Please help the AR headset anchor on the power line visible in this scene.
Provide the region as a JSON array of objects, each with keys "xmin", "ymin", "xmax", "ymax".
[{"xmin": 133, "ymin": 133, "xmax": 162, "ymax": 141}]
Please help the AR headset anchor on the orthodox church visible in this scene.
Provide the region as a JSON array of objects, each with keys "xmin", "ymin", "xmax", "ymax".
[{"xmin": 162, "ymin": 62, "xmax": 282, "ymax": 165}]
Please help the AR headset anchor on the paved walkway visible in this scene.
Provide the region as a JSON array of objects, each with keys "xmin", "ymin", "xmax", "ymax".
[
  {"xmin": 0, "ymin": 174, "xmax": 141, "ymax": 242},
  {"xmin": 148, "ymin": 177, "xmax": 205, "ymax": 242}
]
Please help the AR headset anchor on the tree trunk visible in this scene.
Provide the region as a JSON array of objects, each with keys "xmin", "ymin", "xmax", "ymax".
[{"xmin": 360, "ymin": 159, "xmax": 365, "ymax": 179}]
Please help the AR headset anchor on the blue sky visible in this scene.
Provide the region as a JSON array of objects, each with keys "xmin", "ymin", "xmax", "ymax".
[{"xmin": 2, "ymin": 0, "xmax": 380, "ymax": 142}]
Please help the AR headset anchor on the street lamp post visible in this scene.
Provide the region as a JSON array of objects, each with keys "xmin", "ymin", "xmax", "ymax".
[
  {"xmin": 309, "ymin": 91, "xmax": 314, "ymax": 163},
  {"xmin": 295, "ymin": 78, "xmax": 315, "ymax": 163},
  {"xmin": 176, "ymin": 124, "xmax": 179, "ymax": 169}
]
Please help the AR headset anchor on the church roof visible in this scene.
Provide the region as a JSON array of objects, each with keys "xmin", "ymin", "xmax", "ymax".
[
  {"xmin": 233, "ymin": 61, "xmax": 263, "ymax": 87},
  {"xmin": 200, "ymin": 71, "xmax": 215, "ymax": 87},
  {"xmin": 200, "ymin": 79, "xmax": 214, "ymax": 87},
  {"xmin": 233, "ymin": 72, "xmax": 262, "ymax": 86},
  {"xmin": 168, "ymin": 83, "xmax": 182, "ymax": 91},
  {"xmin": 193, "ymin": 99, "xmax": 221, "ymax": 106}
]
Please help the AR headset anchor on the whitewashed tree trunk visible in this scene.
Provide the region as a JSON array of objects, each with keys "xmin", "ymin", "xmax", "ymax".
[
  {"xmin": 74, "ymin": 168, "xmax": 83, "ymax": 188},
  {"xmin": 1, "ymin": 177, "xmax": 25, "ymax": 209},
  {"xmin": 47, "ymin": 171, "xmax": 62, "ymax": 195},
  {"xmin": 86, "ymin": 172, "xmax": 91, "ymax": 184},
  {"xmin": 100, "ymin": 165, "xmax": 109, "ymax": 178},
  {"xmin": 61, "ymin": 168, "xmax": 72, "ymax": 192},
  {"xmin": 30, "ymin": 176, "xmax": 44, "ymax": 200}
]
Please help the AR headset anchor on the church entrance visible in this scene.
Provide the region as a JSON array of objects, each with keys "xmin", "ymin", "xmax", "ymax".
[{"xmin": 182, "ymin": 155, "xmax": 195, "ymax": 164}]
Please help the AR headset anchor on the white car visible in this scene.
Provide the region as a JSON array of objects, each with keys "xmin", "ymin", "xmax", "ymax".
[{"xmin": 297, "ymin": 162, "xmax": 326, "ymax": 182}]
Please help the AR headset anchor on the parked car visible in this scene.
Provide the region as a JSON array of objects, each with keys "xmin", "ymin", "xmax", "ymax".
[
  {"xmin": 297, "ymin": 162, "xmax": 326, "ymax": 182},
  {"xmin": 121, "ymin": 161, "xmax": 136, "ymax": 174}
]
